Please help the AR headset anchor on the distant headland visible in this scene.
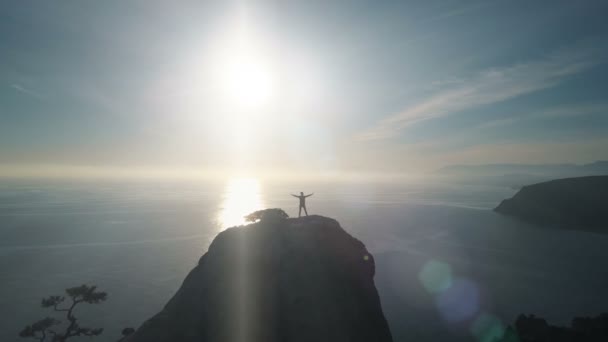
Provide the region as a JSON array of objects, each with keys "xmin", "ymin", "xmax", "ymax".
[{"xmin": 494, "ymin": 176, "xmax": 608, "ymax": 231}]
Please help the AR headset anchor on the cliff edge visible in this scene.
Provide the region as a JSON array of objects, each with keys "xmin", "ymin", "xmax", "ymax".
[
  {"xmin": 494, "ymin": 176, "xmax": 608, "ymax": 229},
  {"xmin": 127, "ymin": 214, "xmax": 392, "ymax": 342}
]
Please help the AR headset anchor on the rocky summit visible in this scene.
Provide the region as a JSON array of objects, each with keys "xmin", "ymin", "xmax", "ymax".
[{"xmin": 127, "ymin": 214, "xmax": 392, "ymax": 342}]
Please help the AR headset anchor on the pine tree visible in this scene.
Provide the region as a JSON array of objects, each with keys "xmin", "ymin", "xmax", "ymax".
[{"xmin": 19, "ymin": 284, "xmax": 106, "ymax": 342}]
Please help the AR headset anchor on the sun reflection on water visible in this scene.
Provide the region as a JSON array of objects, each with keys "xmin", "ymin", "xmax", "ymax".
[{"xmin": 218, "ymin": 178, "xmax": 264, "ymax": 229}]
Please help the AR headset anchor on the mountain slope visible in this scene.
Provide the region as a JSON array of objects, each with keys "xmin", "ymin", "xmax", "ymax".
[{"xmin": 127, "ymin": 214, "xmax": 392, "ymax": 342}]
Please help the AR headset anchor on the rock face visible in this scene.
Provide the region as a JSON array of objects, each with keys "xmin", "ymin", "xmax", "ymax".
[
  {"xmin": 127, "ymin": 215, "xmax": 392, "ymax": 342},
  {"xmin": 494, "ymin": 176, "xmax": 608, "ymax": 229}
]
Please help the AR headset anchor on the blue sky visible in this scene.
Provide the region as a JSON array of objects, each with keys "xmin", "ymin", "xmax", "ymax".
[{"xmin": 1, "ymin": 0, "xmax": 608, "ymax": 177}]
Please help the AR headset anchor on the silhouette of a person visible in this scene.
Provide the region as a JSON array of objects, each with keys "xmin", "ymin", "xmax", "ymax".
[{"xmin": 292, "ymin": 192, "xmax": 313, "ymax": 217}]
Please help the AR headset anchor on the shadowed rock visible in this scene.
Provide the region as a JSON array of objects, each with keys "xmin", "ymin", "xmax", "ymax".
[
  {"xmin": 496, "ymin": 312, "xmax": 608, "ymax": 342},
  {"xmin": 494, "ymin": 176, "xmax": 608, "ymax": 230},
  {"xmin": 127, "ymin": 214, "xmax": 392, "ymax": 342}
]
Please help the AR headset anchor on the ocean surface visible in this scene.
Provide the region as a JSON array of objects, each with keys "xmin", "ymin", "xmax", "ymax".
[{"xmin": 1, "ymin": 178, "xmax": 607, "ymax": 341}]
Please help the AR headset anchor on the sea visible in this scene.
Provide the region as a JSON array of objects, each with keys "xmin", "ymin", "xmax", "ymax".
[{"xmin": 1, "ymin": 178, "xmax": 607, "ymax": 341}]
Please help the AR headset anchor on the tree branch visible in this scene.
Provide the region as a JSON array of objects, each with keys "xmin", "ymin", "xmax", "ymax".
[
  {"xmin": 52, "ymin": 303, "xmax": 69, "ymax": 312},
  {"xmin": 62, "ymin": 298, "xmax": 80, "ymax": 339}
]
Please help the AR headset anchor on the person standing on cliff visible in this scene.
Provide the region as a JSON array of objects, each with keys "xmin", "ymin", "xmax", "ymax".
[{"xmin": 292, "ymin": 192, "xmax": 313, "ymax": 217}]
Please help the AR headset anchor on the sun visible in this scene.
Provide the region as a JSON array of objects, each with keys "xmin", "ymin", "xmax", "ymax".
[
  {"xmin": 204, "ymin": 8, "xmax": 279, "ymax": 110},
  {"xmin": 220, "ymin": 54, "xmax": 275, "ymax": 108}
]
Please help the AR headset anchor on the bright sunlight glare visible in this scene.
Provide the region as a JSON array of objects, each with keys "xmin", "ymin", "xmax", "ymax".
[
  {"xmin": 211, "ymin": 12, "xmax": 277, "ymax": 110},
  {"xmin": 220, "ymin": 54, "xmax": 275, "ymax": 109},
  {"xmin": 218, "ymin": 178, "xmax": 264, "ymax": 229}
]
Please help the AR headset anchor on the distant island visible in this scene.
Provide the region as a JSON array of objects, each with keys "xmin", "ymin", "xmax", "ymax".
[
  {"xmin": 494, "ymin": 176, "xmax": 608, "ymax": 230},
  {"xmin": 126, "ymin": 211, "xmax": 392, "ymax": 342}
]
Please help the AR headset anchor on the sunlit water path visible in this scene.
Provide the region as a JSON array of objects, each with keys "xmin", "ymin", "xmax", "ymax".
[{"xmin": 218, "ymin": 178, "xmax": 265, "ymax": 228}]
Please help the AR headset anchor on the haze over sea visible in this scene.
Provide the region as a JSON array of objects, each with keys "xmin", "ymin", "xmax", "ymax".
[{"xmin": 2, "ymin": 178, "xmax": 607, "ymax": 341}]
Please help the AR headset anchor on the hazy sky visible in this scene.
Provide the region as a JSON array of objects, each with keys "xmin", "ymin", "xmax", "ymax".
[{"xmin": 2, "ymin": 0, "xmax": 608, "ymax": 178}]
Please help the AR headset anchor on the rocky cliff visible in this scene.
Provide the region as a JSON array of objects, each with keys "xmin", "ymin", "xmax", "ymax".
[
  {"xmin": 127, "ymin": 214, "xmax": 392, "ymax": 342},
  {"xmin": 494, "ymin": 176, "xmax": 608, "ymax": 229}
]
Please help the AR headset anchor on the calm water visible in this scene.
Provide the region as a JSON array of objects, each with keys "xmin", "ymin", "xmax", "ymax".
[{"xmin": 1, "ymin": 178, "xmax": 607, "ymax": 341}]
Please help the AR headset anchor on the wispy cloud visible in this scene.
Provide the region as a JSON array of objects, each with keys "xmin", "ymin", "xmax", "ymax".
[
  {"xmin": 399, "ymin": 102, "xmax": 608, "ymax": 156},
  {"xmin": 358, "ymin": 47, "xmax": 600, "ymax": 141},
  {"xmin": 10, "ymin": 83, "xmax": 44, "ymax": 99},
  {"xmin": 478, "ymin": 103, "xmax": 608, "ymax": 129},
  {"xmin": 423, "ymin": 0, "xmax": 497, "ymax": 24}
]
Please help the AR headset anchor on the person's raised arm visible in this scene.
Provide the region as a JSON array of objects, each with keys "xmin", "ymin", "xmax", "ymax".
[
  {"xmin": 306, "ymin": 193, "xmax": 314, "ymax": 197},
  {"xmin": 291, "ymin": 194, "xmax": 299, "ymax": 197}
]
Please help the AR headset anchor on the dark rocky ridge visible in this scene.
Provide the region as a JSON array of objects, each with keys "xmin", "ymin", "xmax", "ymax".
[
  {"xmin": 127, "ymin": 215, "xmax": 392, "ymax": 342},
  {"xmin": 496, "ymin": 313, "xmax": 608, "ymax": 342},
  {"xmin": 494, "ymin": 176, "xmax": 608, "ymax": 230}
]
